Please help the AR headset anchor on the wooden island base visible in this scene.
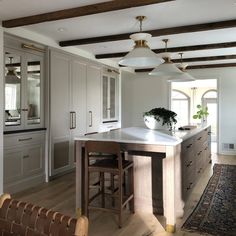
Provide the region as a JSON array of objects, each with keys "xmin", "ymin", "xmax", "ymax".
[{"xmin": 75, "ymin": 126, "xmax": 211, "ymax": 232}]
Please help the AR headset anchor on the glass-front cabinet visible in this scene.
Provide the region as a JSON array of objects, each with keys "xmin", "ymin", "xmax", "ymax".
[
  {"xmin": 102, "ymin": 70, "xmax": 119, "ymax": 123},
  {"xmin": 4, "ymin": 46, "xmax": 44, "ymax": 131}
]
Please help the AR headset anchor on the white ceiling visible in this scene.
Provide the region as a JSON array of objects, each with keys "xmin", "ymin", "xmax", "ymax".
[{"xmin": 0, "ymin": 0, "xmax": 236, "ymax": 66}]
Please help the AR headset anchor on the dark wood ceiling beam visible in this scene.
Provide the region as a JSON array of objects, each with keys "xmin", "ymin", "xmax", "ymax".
[
  {"xmin": 95, "ymin": 42, "xmax": 236, "ymax": 59},
  {"xmin": 172, "ymin": 55, "xmax": 236, "ymax": 63},
  {"xmin": 135, "ymin": 63, "xmax": 236, "ymax": 72},
  {"xmin": 60, "ymin": 19, "xmax": 236, "ymax": 47},
  {"xmin": 2, "ymin": 0, "xmax": 173, "ymax": 28}
]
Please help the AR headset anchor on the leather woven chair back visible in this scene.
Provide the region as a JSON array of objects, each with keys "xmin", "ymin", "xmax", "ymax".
[{"xmin": 0, "ymin": 194, "xmax": 88, "ymax": 236}]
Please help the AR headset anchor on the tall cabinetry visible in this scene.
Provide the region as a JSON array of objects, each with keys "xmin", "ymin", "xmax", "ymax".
[{"xmin": 49, "ymin": 49, "xmax": 102, "ymax": 176}]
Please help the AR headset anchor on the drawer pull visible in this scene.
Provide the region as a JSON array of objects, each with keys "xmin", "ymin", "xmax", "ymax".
[
  {"xmin": 18, "ymin": 138, "xmax": 32, "ymax": 142},
  {"xmin": 197, "ymin": 151, "xmax": 202, "ymax": 156},
  {"xmin": 23, "ymin": 155, "xmax": 29, "ymax": 159},
  {"xmin": 187, "ymin": 182, "xmax": 193, "ymax": 190},
  {"xmin": 198, "ymin": 168, "xmax": 202, "ymax": 173},
  {"xmin": 186, "ymin": 161, "xmax": 193, "ymax": 167},
  {"xmin": 186, "ymin": 144, "xmax": 192, "ymax": 149},
  {"xmin": 205, "ymin": 147, "xmax": 208, "ymax": 150},
  {"xmin": 197, "ymin": 136, "xmax": 202, "ymax": 141}
]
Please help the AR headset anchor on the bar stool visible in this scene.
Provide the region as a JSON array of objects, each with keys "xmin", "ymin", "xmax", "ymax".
[{"xmin": 84, "ymin": 141, "xmax": 134, "ymax": 228}]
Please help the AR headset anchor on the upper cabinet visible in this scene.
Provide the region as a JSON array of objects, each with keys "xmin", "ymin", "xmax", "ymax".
[
  {"xmin": 102, "ymin": 69, "xmax": 119, "ymax": 123},
  {"xmin": 4, "ymin": 35, "xmax": 45, "ymax": 131}
]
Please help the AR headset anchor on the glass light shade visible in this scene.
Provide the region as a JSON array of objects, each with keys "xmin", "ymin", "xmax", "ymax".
[
  {"xmin": 5, "ymin": 67, "xmax": 20, "ymax": 84},
  {"xmin": 119, "ymin": 33, "xmax": 164, "ymax": 68},
  {"xmin": 167, "ymin": 72, "xmax": 195, "ymax": 82},
  {"xmin": 149, "ymin": 61, "xmax": 183, "ymax": 77}
]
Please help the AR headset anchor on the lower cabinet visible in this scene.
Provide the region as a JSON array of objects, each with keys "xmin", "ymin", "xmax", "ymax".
[
  {"xmin": 4, "ymin": 131, "xmax": 45, "ymax": 194},
  {"xmin": 181, "ymin": 126, "xmax": 211, "ymax": 200}
]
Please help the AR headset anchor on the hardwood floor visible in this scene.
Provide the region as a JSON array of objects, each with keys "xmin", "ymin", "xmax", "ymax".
[{"xmin": 13, "ymin": 149, "xmax": 236, "ymax": 236}]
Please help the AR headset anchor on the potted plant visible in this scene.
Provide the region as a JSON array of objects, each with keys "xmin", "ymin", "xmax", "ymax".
[
  {"xmin": 193, "ymin": 104, "xmax": 209, "ymax": 123},
  {"xmin": 143, "ymin": 107, "xmax": 177, "ymax": 131}
]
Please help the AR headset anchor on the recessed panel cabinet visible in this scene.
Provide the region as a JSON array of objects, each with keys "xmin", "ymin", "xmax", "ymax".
[
  {"xmin": 4, "ymin": 131, "xmax": 45, "ymax": 193},
  {"xmin": 181, "ymin": 126, "xmax": 211, "ymax": 200},
  {"xmin": 102, "ymin": 72, "xmax": 119, "ymax": 123},
  {"xmin": 49, "ymin": 49, "xmax": 103, "ymax": 176}
]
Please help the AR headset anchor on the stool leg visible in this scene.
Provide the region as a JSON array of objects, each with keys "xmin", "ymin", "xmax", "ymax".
[
  {"xmin": 100, "ymin": 172, "xmax": 105, "ymax": 208},
  {"xmin": 129, "ymin": 167, "xmax": 135, "ymax": 214},
  {"xmin": 118, "ymin": 173, "xmax": 123, "ymax": 228},
  {"xmin": 111, "ymin": 173, "xmax": 115, "ymax": 207},
  {"xmin": 85, "ymin": 171, "xmax": 89, "ymax": 217}
]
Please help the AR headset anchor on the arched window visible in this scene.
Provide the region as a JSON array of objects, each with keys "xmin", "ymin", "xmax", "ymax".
[
  {"xmin": 171, "ymin": 90, "xmax": 190, "ymax": 126},
  {"xmin": 202, "ymin": 89, "xmax": 217, "ymax": 141}
]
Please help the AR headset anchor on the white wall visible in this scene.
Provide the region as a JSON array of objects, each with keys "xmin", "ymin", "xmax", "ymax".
[
  {"xmin": 121, "ymin": 72, "xmax": 169, "ymax": 127},
  {"xmin": 190, "ymin": 68, "xmax": 236, "ymax": 155},
  {"xmin": 0, "ymin": 26, "xmax": 4, "ymax": 194}
]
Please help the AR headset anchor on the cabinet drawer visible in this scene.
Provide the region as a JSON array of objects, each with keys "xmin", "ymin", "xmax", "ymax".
[
  {"xmin": 182, "ymin": 137, "xmax": 195, "ymax": 153},
  {"xmin": 4, "ymin": 131, "xmax": 45, "ymax": 148}
]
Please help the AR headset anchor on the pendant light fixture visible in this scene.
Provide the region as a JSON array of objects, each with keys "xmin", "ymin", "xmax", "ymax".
[
  {"xmin": 167, "ymin": 53, "xmax": 195, "ymax": 82},
  {"xmin": 119, "ymin": 16, "xmax": 164, "ymax": 69},
  {"xmin": 149, "ymin": 39, "xmax": 183, "ymax": 77},
  {"xmin": 5, "ymin": 57, "xmax": 21, "ymax": 84}
]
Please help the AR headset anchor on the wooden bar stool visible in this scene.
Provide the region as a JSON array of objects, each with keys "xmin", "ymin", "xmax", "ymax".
[{"xmin": 84, "ymin": 141, "xmax": 134, "ymax": 228}]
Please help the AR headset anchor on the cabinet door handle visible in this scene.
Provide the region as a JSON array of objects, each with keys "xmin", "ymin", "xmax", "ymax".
[
  {"xmin": 18, "ymin": 138, "xmax": 32, "ymax": 142},
  {"xmin": 197, "ymin": 136, "xmax": 202, "ymax": 141},
  {"xmin": 70, "ymin": 111, "xmax": 76, "ymax": 129},
  {"xmin": 89, "ymin": 111, "xmax": 93, "ymax": 127},
  {"xmin": 23, "ymin": 155, "xmax": 29, "ymax": 159},
  {"xmin": 70, "ymin": 112, "xmax": 73, "ymax": 129},
  {"xmin": 21, "ymin": 108, "xmax": 28, "ymax": 112}
]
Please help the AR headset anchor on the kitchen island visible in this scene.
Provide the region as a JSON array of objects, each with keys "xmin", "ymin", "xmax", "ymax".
[{"xmin": 75, "ymin": 125, "xmax": 211, "ymax": 233}]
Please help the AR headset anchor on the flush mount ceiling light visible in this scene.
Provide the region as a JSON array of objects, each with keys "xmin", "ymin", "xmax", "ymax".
[
  {"xmin": 119, "ymin": 16, "xmax": 164, "ymax": 69},
  {"xmin": 5, "ymin": 57, "xmax": 21, "ymax": 84},
  {"xmin": 167, "ymin": 53, "xmax": 195, "ymax": 82},
  {"xmin": 149, "ymin": 39, "xmax": 183, "ymax": 77}
]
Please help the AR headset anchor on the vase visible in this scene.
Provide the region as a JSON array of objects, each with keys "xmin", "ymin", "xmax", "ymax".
[{"xmin": 144, "ymin": 116, "xmax": 169, "ymax": 130}]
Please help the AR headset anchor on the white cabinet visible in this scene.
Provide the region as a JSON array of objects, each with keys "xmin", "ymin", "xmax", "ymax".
[
  {"xmin": 49, "ymin": 49, "xmax": 102, "ymax": 176},
  {"xmin": 4, "ymin": 131, "xmax": 45, "ymax": 193},
  {"xmin": 102, "ymin": 71, "xmax": 119, "ymax": 123},
  {"xmin": 4, "ymin": 39, "xmax": 45, "ymax": 132}
]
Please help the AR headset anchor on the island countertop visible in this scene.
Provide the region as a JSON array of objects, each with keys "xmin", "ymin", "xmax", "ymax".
[{"xmin": 74, "ymin": 125, "xmax": 210, "ymax": 146}]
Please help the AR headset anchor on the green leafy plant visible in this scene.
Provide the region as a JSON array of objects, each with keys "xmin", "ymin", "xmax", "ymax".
[
  {"xmin": 193, "ymin": 104, "xmax": 209, "ymax": 121},
  {"xmin": 144, "ymin": 107, "xmax": 177, "ymax": 130}
]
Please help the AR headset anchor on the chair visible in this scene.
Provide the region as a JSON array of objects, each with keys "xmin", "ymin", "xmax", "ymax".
[
  {"xmin": 84, "ymin": 141, "xmax": 134, "ymax": 228},
  {"xmin": 0, "ymin": 193, "xmax": 88, "ymax": 236}
]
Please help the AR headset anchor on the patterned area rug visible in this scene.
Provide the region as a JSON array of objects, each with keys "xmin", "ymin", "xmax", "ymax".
[{"xmin": 182, "ymin": 164, "xmax": 236, "ymax": 236}]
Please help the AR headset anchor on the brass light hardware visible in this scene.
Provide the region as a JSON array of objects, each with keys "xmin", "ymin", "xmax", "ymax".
[
  {"xmin": 22, "ymin": 43, "xmax": 45, "ymax": 53},
  {"xmin": 107, "ymin": 68, "xmax": 120, "ymax": 74}
]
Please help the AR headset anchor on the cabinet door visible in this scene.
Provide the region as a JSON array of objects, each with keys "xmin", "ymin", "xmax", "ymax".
[
  {"xmin": 50, "ymin": 50, "xmax": 71, "ymax": 175},
  {"xmin": 4, "ymin": 48, "xmax": 23, "ymax": 130},
  {"xmin": 4, "ymin": 148, "xmax": 23, "ymax": 184},
  {"xmin": 23, "ymin": 144, "xmax": 44, "ymax": 176},
  {"xmin": 25, "ymin": 53, "xmax": 44, "ymax": 128},
  {"xmin": 86, "ymin": 64, "xmax": 101, "ymax": 133},
  {"xmin": 102, "ymin": 75, "xmax": 109, "ymax": 120},
  {"xmin": 71, "ymin": 59, "xmax": 87, "ymax": 162},
  {"xmin": 102, "ymin": 74, "xmax": 119, "ymax": 122},
  {"xmin": 71, "ymin": 59, "xmax": 87, "ymax": 136}
]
